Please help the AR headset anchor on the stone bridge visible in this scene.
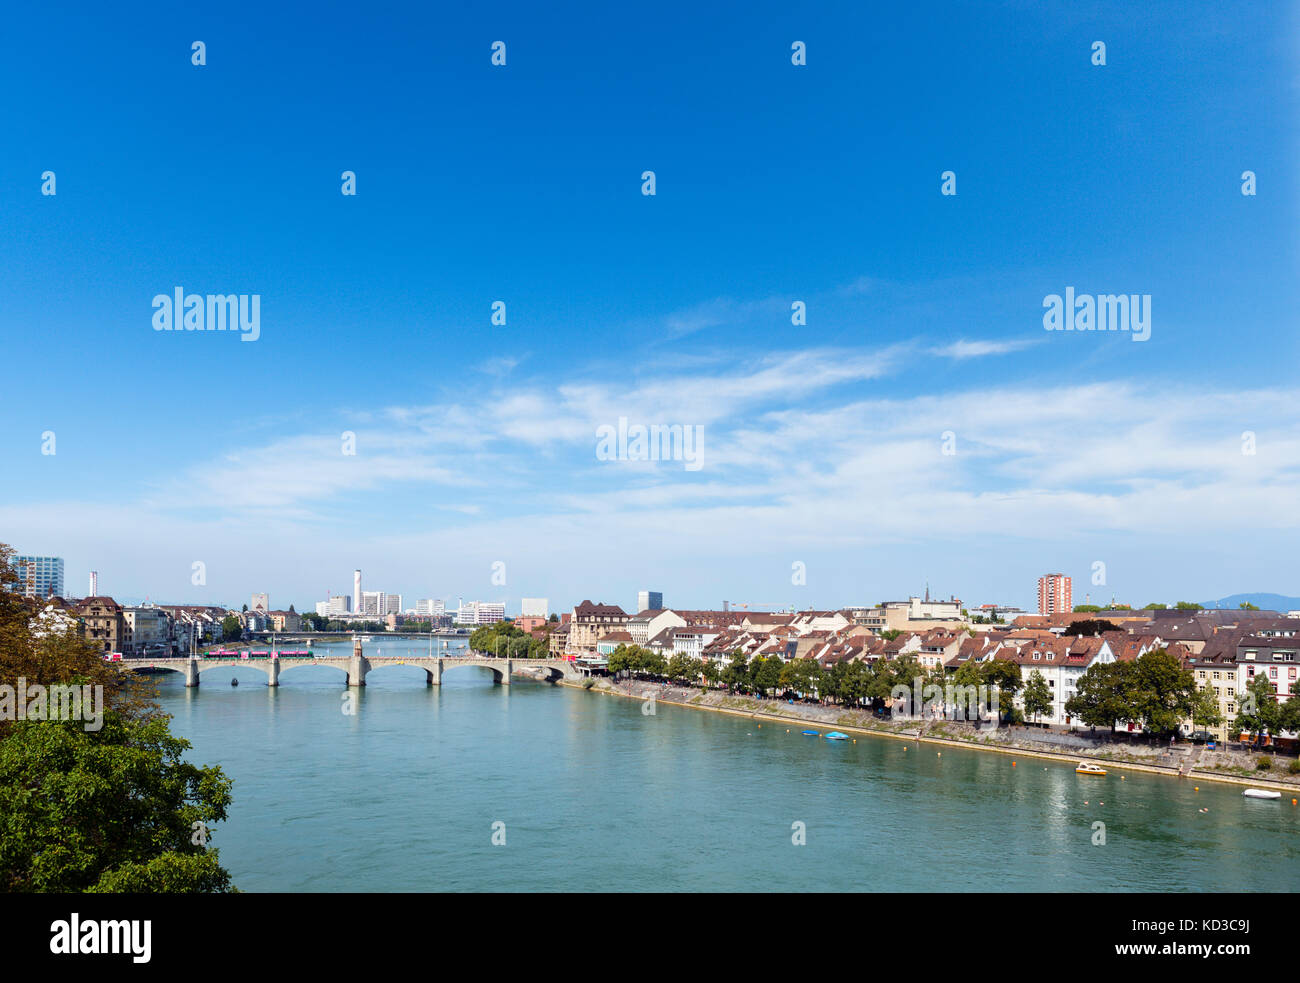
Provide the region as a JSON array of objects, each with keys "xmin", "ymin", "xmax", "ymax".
[{"xmin": 128, "ymin": 642, "xmax": 583, "ymax": 688}]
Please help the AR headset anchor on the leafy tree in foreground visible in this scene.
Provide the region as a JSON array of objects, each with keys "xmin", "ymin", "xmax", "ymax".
[
  {"xmin": 0, "ymin": 715, "xmax": 234, "ymax": 892},
  {"xmin": 0, "ymin": 540, "xmax": 235, "ymax": 893}
]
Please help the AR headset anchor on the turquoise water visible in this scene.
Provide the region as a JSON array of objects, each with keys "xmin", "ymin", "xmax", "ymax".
[{"xmin": 156, "ymin": 642, "xmax": 1300, "ymax": 892}]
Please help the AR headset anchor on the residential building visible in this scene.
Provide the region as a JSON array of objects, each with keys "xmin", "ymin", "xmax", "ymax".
[
  {"xmin": 596, "ymin": 631, "xmax": 635, "ymax": 656},
  {"xmin": 568, "ymin": 600, "xmax": 629, "ymax": 653},
  {"xmin": 74, "ymin": 596, "xmax": 126, "ymax": 654},
  {"xmin": 123, "ymin": 605, "xmax": 173, "ymax": 656},
  {"xmin": 268, "ymin": 610, "xmax": 301, "ymax": 632},
  {"xmin": 1237, "ymin": 635, "xmax": 1299, "ymax": 702},
  {"xmin": 1037, "ymin": 573, "xmax": 1072, "ymax": 616},
  {"xmin": 416, "ymin": 599, "xmax": 446, "ymax": 617},
  {"xmin": 627, "ymin": 609, "xmax": 687, "ymax": 645},
  {"xmin": 513, "ymin": 615, "xmax": 548, "ymax": 633}
]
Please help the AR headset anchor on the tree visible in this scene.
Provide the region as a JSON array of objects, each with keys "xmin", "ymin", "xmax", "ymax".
[
  {"xmin": 753, "ymin": 656, "xmax": 783, "ymax": 697},
  {"xmin": 1174, "ymin": 602, "xmax": 1200, "ymax": 611},
  {"xmin": 1235, "ymin": 674, "xmax": 1281, "ymax": 743},
  {"xmin": 0, "ymin": 542, "xmax": 235, "ymax": 892},
  {"xmin": 666, "ymin": 653, "xmax": 694, "ymax": 683},
  {"xmin": 981, "ymin": 659, "xmax": 1022, "ymax": 722},
  {"xmin": 549, "ymin": 614, "xmax": 558, "ymax": 623},
  {"xmin": 1239, "ymin": 602, "xmax": 1260, "ymax": 611},
  {"xmin": 1189, "ymin": 683, "xmax": 1223, "ymax": 733},
  {"xmin": 220, "ymin": 616, "xmax": 242, "ymax": 642},
  {"xmin": 241, "ymin": 604, "xmax": 248, "ymax": 613},
  {"xmin": 1065, "ymin": 661, "xmax": 1133, "ymax": 733},
  {"xmin": 722, "ymin": 652, "xmax": 750, "ymax": 693},
  {"xmin": 1127, "ymin": 649, "xmax": 1197, "ymax": 737},
  {"xmin": 1073, "ymin": 605, "xmax": 1102, "ymax": 613},
  {"xmin": 1063, "ymin": 619, "xmax": 1121, "ymax": 637},
  {"xmin": 700, "ymin": 660, "xmax": 720, "ymax": 688},
  {"xmin": 1022, "ymin": 670, "xmax": 1053, "ymax": 726},
  {"xmin": 0, "ymin": 715, "xmax": 234, "ymax": 892},
  {"xmin": 1143, "ymin": 603, "xmax": 1167, "ymax": 610},
  {"xmin": 1278, "ymin": 692, "xmax": 1300, "ymax": 736}
]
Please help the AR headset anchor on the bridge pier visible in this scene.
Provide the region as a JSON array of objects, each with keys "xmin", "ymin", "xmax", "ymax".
[
  {"xmin": 185, "ymin": 657, "xmax": 200, "ymax": 688},
  {"xmin": 348, "ymin": 636, "xmax": 368, "ymax": 687},
  {"xmin": 267, "ymin": 657, "xmax": 279, "ymax": 687},
  {"xmin": 348, "ymin": 654, "xmax": 368, "ymax": 687},
  {"xmin": 426, "ymin": 658, "xmax": 443, "ymax": 686}
]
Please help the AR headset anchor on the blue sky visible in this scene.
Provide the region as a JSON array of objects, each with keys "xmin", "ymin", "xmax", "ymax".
[{"xmin": 2, "ymin": 1, "xmax": 1297, "ymax": 614}]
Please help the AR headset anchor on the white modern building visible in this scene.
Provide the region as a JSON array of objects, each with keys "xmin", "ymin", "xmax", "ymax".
[
  {"xmin": 416, "ymin": 599, "xmax": 446, "ymax": 617},
  {"xmin": 521, "ymin": 597, "xmax": 549, "ymax": 618},
  {"xmin": 459, "ymin": 601, "xmax": 506, "ymax": 625}
]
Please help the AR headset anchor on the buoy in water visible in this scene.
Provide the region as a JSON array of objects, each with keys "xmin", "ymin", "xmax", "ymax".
[
  {"xmin": 231, "ymin": 678, "xmax": 239, "ymax": 687},
  {"xmin": 1012, "ymin": 761, "xmax": 1017, "ymax": 767}
]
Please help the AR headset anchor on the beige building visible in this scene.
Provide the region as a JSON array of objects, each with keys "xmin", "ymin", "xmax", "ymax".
[
  {"xmin": 75, "ymin": 596, "xmax": 126, "ymax": 654},
  {"xmin": 568, "ymin": 601, "xmax": 629, "ymax": 653}
]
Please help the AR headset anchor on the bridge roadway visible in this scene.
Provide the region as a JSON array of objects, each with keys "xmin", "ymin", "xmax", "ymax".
[{"xmin": 128, "ymin": 649, "xmax": 583, "ymax": 688}]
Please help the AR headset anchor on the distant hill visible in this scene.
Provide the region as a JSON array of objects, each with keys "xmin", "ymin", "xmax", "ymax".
[{"xmin": 1201, "ymin": 593, "xmax": 1300, "ymax": 612}]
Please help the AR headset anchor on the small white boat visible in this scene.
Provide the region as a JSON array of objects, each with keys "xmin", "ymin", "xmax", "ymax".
[
  {"xmin": 1075, "ymin": 762, "xmax": 1107, "ymax": 775},
  {"xmin": 1242, "ymin": 788, "xmax": 1282, "ymax": 800}
]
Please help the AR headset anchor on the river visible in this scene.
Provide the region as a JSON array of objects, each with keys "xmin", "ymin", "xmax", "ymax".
[{"xmin": 156, "ymin": 639, "xmax": 1300, "ymax": 892}]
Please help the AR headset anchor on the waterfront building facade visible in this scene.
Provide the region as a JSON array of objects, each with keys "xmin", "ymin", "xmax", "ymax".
[
  {"xmin": 568, "ymin": 600, "xmax": 629, "ymax": 654},
  {"xmin": 75, "ymin": 596, "xmax": 126, "ymax": 654}
]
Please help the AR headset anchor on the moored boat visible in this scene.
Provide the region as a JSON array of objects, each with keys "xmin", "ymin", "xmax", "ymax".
[
  {"xmin": 1075, "ymin": 762, "xmax": 1107, "ymax": 775},
  {"xmin": 825, "ymin": 731, "xmax": 850, "ymax": 740},
  {"xmin": 801, "ymin": 730, "xmax": 819, "ymax": 737},
  {"xmin": 1243, "ymin": 788, "xmax": 1281, "ymax": 800}
]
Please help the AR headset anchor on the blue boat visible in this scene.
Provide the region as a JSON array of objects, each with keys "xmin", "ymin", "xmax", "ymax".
[
  {"xmin": 801, "ymin": 729, "xmax": 819, "ymax": 736},
  {"xmin": 825, "ymin": 731, "xmax": 849, "ymax": 740}
]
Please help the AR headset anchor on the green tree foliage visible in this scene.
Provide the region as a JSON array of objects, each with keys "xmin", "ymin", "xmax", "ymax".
[
  {"xmin": 1072, "ymin": 605, "xmax": 1102, "ymax": 613},
  {"xmin": 1235, "ymin": 674, "xmax": 1281, "ymax": 742},
  {"xmin": 1062, "ymin": 619, "xmax": 1121, "ymax": 636},
  {"xmin": 1189, "ymin": 683, "xmax": 1224, "ymax": 732},
  {"xmin": 220, "ymin": 615, "xmax": 242, "ymax": 642},
  {"xmin": 1065, "ymin": 661, "xmax": 1133, "ymax": 733},
  {"xmin": 0, "ymin": 716, "xmax": 234, "ymax": 892},
  {"xmin": 468, "ymin": 621, "xmax": 546, "ymax": 659},
  {"xmin": 721, "ymin": 652, "xmax": 750, "ymax": 693},
  {"xmin": 0, "ymin": 542, "xmax": 235, "ymax": 893},
  {"xmin": 1022, "ymin": 670, "xmax": 1053, "ymax": 725},
  {"xmin": 1128, "ymin": 649, "xmax": 1197, "ymax": 736}
]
